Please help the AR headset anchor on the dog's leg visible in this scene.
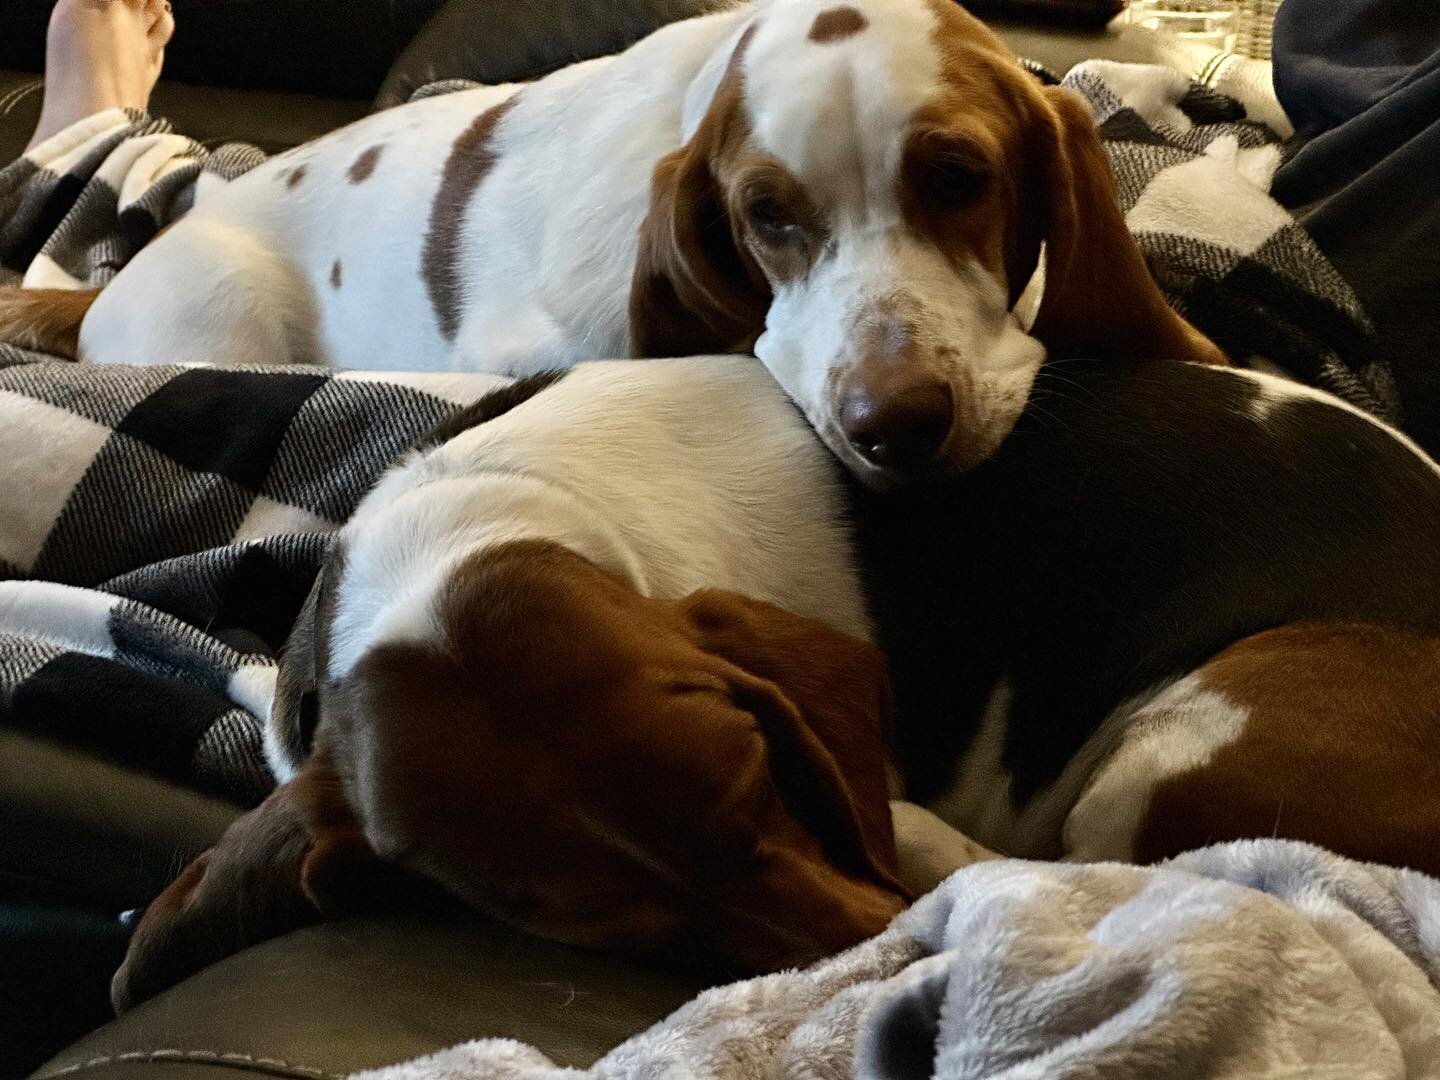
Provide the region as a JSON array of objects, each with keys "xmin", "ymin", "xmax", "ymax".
[
  {"xmin": 1063, "ymin": 622, "xmax": 1440, "ymax": 873},
  {"xmin": 80, "ymin": 218, "xmax": 322, "ymax": 367},
  {"xmin": 890, "ymin": 800, "xmax": 1001, "ymax": 896}
]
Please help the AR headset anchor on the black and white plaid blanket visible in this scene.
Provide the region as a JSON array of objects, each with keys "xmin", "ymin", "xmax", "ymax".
[{"xmin": 0, "ymin": 62, "xmax": 1398, "ymax": 808}]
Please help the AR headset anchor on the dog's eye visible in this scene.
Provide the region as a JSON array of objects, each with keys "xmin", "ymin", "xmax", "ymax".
[
  {"xmin": 746, "ymin": 196, "xmax": 803, "ymax": 241},
  {"xmin": 922, "ymin": 157, "xmax": 987, "ymax": 205}
]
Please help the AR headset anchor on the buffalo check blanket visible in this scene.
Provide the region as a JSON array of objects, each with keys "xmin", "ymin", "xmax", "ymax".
[{"xmin": 0, "ymin": 60, "xmax": 1402, "ymax": 802}]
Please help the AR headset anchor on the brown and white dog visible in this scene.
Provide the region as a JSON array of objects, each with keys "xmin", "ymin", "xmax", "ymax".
[
  {"xmin": 0, "ymin": 0, "xmax": 1221, "ymax": 486},
  {"xmin": 115, "ymin": 355, "xmax": 1440, "ymax": 1013},
  {"xmin": 112, "ymin": 358, "xmax": 912, "ymax": 1012}
]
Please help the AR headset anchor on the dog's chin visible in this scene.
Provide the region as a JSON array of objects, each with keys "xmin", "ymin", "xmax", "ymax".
[{"xmin": 817, "ymin": 429, "xmax": 905, "ymax": 491}]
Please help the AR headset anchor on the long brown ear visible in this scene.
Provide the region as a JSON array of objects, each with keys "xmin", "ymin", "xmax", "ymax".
[
  {"xmin": 680, "ymin": 590, "xmax": 907, "ymax": 895},
  {"xmin": 1029, "ymin": 87, "xmax": 1227, "ymax": 367},
  {"xmin": 111, "ymin": 750, "xmax": 394, "ymax": 1013},
  {"xmin": 627, "ymin": 27, "xmax": 770, "ymax": 358},
  {"xmin": 628, "ymin": 142, "xmax": 770, "ymax": 358}
]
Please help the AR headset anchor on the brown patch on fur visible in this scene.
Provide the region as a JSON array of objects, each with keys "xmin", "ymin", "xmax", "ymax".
[
  {"xmin": 911, "ymin": 0, "xmax": 1224, "ymax": 366},
  {"xmin": 1133, "ymin": 622, "xmax": 1440, "ymax": 874},
  {"xmin": 347, "ymin": 144, "xmax": 384, "ymax": 184},
  {"xmin": 422, "ymin": 96, "xmax": 519, "ymax": 341},
  {"xmin": 272, "ymin": 543, "xmax": 347, "ymax": 768},
  {"xmin": 339, "ymin": 540, "xmax": 907, "ymax": 974},
  {"xmin": 809, "ymin": 6, "xmax": 869, "ymax": 43},
  {"xmin": 628, "ymin": 24, "xmax": 773, "ymax": 358},
  {"xmin": 412, "ymin": 370, "xmax": 566, "ymax": 453},
  {"xmin": 330, "ymin": 259, "xmax": 342, "ymax": 289},
  {"xmin": 285, "ymin": 164, "xmax": 307, "ymax": 188},
  {"xmin": 0, "ymin": 286, "xmax": 100, "ymax": 358}
]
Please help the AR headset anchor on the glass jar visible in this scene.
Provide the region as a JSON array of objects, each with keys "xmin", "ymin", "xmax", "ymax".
[{"xmin": 1123, "ymin": 0, "xmax": 1237, "ymax": 51}]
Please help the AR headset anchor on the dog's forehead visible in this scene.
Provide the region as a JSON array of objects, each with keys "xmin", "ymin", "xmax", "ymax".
[{"xmin": 742, "ymin": 1, "xmax": 943, "ymax": 189}]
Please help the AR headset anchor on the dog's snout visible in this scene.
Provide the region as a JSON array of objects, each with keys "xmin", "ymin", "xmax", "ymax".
[{"xmin": 839, "ymin": 376, "xmax": 954, "ymax": 470}]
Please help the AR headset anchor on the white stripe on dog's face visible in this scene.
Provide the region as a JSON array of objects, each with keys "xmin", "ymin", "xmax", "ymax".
[{"xmin": 731, "ymin": 0, "xmax": 1047, "ymax": 485}]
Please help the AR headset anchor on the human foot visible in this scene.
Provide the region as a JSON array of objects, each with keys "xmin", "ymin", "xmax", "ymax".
[{"xmin": 26, "ymin": 0, "xmax": 176, "ymax": 153}]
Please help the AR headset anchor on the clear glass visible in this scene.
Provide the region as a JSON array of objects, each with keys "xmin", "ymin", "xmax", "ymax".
[{"xmin": 1123, "ymin": 0, "xmax": 1237, "ymax": 51}]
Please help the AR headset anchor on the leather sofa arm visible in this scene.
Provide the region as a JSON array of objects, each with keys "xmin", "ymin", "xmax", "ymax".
[{"xmin": 33, "ymin": 916, "xmax": 709, "ymax": 1079}]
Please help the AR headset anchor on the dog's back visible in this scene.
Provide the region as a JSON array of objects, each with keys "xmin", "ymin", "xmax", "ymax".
[{"xmin": 866, "ymin": 360, "xmax": 1440, "ymax": 865}]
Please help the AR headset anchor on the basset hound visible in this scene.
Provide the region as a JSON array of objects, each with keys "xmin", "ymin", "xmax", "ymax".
[
  {"xmin": 112, "ymin": 358, "xmax": 911, "ymax": 1013},
  {"xmin": 0, "ymin": 0, "xmax": 1222, "ymax": 486},
  {"xmin": 115, "ymin": 355, "xmax": 1440, "ymax": 1012}
]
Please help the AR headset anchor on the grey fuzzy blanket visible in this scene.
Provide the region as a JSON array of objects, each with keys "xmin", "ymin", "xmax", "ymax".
[{"xmin": 359, "ymin": 840, "xmax": 1440, "ymax": 1079}]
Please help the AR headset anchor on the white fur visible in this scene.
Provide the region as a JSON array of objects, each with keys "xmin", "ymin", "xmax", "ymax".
[
  {"xmin": 77, "ymin": 0, "xmax": 1047, "ymax": 485},
  {"xmin": 1233, "ymin": 366, "xmax": 1440, "ymax": 479},
  {"xmin": 320, "ymin": 358, "xmax": 869, "ymax": 702}
]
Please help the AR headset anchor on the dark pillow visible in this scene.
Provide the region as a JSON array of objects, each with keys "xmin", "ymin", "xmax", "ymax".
[{"xmin": 375, "ymin": 0, "xmax": 729, "ymax": 110}]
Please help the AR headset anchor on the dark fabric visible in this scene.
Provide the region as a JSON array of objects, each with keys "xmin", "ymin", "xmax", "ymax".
[
  {"xmin": 375, "ymin": 0, "xmax": 726, "ymax": 110},
  {"xmin": 959, "ymin": 0, "xmax": 1124, "ymax": 28},
  {"xmin": 0, "ymin": 0, "xmax": 448, "ymax": 102},
  {"xmin": 1271, "ymin": 1, "xmax": 1440, "ymax": 456}
]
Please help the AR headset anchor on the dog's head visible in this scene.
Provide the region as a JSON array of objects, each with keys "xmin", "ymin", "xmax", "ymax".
[
  {"xmin": 630, "ymin": 0, "xmax": 1225, "ymax": 487},
  {"xmin": 325, "ymin": 541, "xmax": 909, "ymax": 974},
  {"xmin": 115, "ymin": 540, "xmax": 908, "ymax": 1011}
]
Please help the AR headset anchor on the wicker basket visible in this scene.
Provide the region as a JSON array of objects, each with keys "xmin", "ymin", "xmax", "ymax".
[{"xmin": 1233, "ymin": 0, "xmax": 1282, "ymax": 59}]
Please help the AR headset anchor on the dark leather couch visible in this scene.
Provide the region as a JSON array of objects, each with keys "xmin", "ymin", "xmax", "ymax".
[{"xmin": 1, "ymin": 3, "xmax": 1269, "ymax": 1076}]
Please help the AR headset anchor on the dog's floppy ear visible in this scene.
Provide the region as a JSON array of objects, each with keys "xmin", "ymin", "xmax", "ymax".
[
  {"xmin": 269, "ymin": 545, "xmax": 347, "ymax": 780},
  {"xmin": 1029, "ymin": 86, "xmax": 1227, "ymax": 368},
  {"xmin": 680, "ymin": 590, "xmax": 907, "ymax": 895},
  {"xmin": 627, "ymin": 26, "xmax": 770, "ymax": 358},
  {"xmin": 110, "ymin": 749, "xmax": 396, "ymax": 1014},
  {"xmin": 628, "ymin": 139, "xmax": 771, "ymax": 358}
]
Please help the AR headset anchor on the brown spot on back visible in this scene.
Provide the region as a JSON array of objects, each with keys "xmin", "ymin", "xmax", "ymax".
[
  {"xmin": 330, "ymin": 259, "xmax": 343, "ymax": 289},
  {"xmin": 809, "ymin": 6, "xmax": 868, "ymax": 43},
  {"xmin": 285, "ymin": 165, "xmax": 307, "ymax": 188},
  {"xmin": 421, "ymin": 96, "xmax": 519, "ymax": 341},
  {"xmin": 348, "ymin": 145, "xmax": 384, "ymax": 184},
  {"xmin": 1133, "ymin": 621, "xmax": 1440, "ymax": 875}
]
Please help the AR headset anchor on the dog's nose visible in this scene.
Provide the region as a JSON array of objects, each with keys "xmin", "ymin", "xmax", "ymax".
[{"xmin": 839, "ymin": 377, "xmax": 954, "ymax": 470}]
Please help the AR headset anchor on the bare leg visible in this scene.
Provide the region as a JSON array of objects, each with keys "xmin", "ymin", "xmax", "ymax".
[{"xmin": 26, "ymin": 0, "xmax": 176, "ymax": 152}]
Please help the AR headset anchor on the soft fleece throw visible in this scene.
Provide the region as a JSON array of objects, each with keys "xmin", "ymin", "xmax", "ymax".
[{"xmin": 356, "ymin": 840, "xmax": 1440, "ymax": 1079}]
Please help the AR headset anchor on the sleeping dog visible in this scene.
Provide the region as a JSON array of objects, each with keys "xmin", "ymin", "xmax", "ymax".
[
  {"xmin": 114, "ymin": 356, "xmax": 1440, "ymax": 1011},
  {"xmin": 0, "ymin": 0, "xmax": 1222, "ymax": 486}
]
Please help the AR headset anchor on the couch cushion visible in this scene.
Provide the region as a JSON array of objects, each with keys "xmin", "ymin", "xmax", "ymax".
[{"xmin": 34, "ymin": 916, "xmax": 711, "ymax": 1079}]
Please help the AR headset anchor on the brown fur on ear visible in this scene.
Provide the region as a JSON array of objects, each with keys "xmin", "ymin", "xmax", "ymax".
[
  {"xmin": 111, "ymin": 747, "xmax": 397, "ymax": 1014},
  {"xmin": 627, "ymin": 26, "xmax": 771, "ymax": 358},
  {"xmin": 0, "ymin": 287, "xmax": 99, "ymax": 358},
  {"xmin": 680, "ymin": 590, "xmax": 907, "ymax": 896},
  {"xmin": 1029, "ymin": 88, "xmax": 1227, "ymax": 368}
]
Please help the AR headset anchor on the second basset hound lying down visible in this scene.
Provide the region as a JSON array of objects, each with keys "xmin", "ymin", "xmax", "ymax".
[
  {"xmin": 113, "ymin": 355, "xmax": 1440, "ymax": 1012},
  {"xmin": 0, "ymin": 0, "xmax": 1223, "ymax": 487}
]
